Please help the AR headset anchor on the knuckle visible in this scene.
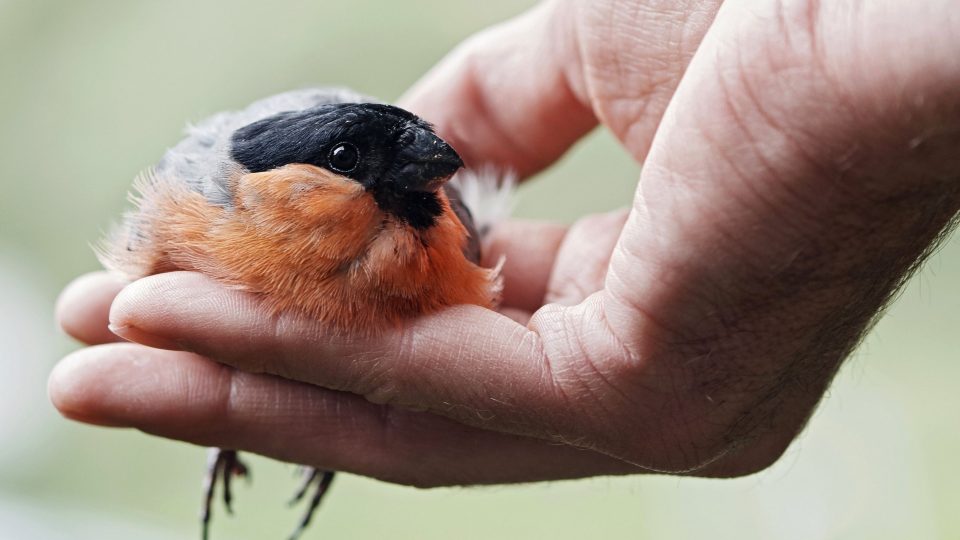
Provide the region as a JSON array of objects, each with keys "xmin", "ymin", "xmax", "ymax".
[
  {"xmin": 362, "ymin": 377, "xmax": 402, "ymax": 407},
  {"xmin": 354, "ymin": 329, "xmax": 412, "ymax": 407},
  {"xmin": 575, "ymin": 0, "xmax": 721, "ymax": 154}
]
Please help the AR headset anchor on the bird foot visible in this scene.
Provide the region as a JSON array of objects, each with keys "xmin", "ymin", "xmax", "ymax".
[
  {"xmin": 201, "ymin": 448, "xmax": 251, "ymax": 540},
  {"xmin": 287, "ymin": 467, "xmax": 336, "ymax": 540}
]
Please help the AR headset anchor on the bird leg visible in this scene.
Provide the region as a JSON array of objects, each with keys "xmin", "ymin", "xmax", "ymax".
[
  {"xmin": 201, "ymin": 448, "xmax": 250, "ymax": 540},
  {"xmin": 287, "ymin": 467, "xmax": 336, "ymax": 540}
]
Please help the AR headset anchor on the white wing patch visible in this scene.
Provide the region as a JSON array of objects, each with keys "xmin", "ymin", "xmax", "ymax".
[{"xmin": 449, "ymin": 167, "xmax": 516, "ymax": 238}]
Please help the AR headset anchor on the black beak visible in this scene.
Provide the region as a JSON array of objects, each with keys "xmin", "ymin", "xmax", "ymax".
[{"xmin": 395, "ymin": 128, "xmax": 464, "ymax": 192}]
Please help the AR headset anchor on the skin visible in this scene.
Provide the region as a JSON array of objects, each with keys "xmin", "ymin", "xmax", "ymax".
[{"xmin": 51, "ymin": 0, "xmax": 960, "ymax": 485}]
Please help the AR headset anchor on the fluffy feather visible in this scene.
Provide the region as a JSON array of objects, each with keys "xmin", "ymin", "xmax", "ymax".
[{"xmin": 99, "ymin": 88, "xmax": 511, "ymax": 333}]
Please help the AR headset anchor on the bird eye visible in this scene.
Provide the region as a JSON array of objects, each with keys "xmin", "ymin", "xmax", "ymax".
[{"xmin": 328, "ymin": 142, "xmax": 359, "ymax": 173}]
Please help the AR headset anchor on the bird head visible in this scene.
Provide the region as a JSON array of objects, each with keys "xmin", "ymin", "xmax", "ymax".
[{"xmin": 229, "ymin": 103, "xmax": 463, "ymax": 229}]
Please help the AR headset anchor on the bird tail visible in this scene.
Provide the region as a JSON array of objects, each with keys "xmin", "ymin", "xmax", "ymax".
[{"xmin": 95, "ymin": 167, "xmax": 184, "ymax": 280}]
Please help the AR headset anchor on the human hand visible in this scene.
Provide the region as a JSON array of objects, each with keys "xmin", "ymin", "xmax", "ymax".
[{"xmin": 51, "ymin": 0, "xmax": 960, "ymax": 484}]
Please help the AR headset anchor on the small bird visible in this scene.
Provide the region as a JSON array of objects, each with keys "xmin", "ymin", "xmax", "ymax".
[{"xmin": 98, "ymin": 88, "xmax": 507, "ymax": 539}]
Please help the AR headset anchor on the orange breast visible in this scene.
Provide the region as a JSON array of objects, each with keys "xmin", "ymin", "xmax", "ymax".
[{"xmin": 102, "ymin": 164, "xmax": 498, "ymax": 332}]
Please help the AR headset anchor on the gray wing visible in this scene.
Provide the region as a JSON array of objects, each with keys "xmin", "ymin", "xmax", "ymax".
[
  {"xmin": 443, "ymin": 183, "xmax": 482, "ymax": 265},
  {"xmin": 445, "ymin": 170, "xmax": 516, "ymax": 265},
  {"xmin": 154, "ymin": 87, "xmax": 375, "ymax": 206}
]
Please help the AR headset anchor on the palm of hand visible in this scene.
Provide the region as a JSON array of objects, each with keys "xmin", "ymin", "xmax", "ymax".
[{"xmin": 53, "ymin": 0, "xmax": 960, "ymax": 484}]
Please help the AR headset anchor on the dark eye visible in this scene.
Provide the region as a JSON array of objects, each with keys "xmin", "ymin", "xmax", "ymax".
[{"xmin": 328, "ymin": 142, "xmax": 359, "ymax": 173}]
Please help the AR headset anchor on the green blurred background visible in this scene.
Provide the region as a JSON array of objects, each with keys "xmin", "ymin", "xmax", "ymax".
[{"xmin": 1, "ymin": 1, "xmax": 958, "ymax": 538}]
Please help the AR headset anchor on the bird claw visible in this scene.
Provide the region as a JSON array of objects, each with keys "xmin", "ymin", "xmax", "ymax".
[
  {"xmin": 287, "ymin": 468, "xmax": 336, "ymax": 540},
  {"xmin": 201, "ymin": 449, "xmax": 251, "ymax": 540},
  {"xmin": 198, "ymin": 450, "xmax": 333, "ymax": 540}
]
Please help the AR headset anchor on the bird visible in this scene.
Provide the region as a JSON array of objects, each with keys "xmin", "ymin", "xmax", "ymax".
[{"xmin": 97, "ymin": 87, "xmax": 509, "ymax": 540}]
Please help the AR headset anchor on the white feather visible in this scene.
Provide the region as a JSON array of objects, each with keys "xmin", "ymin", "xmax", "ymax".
[{"xmin": 449, "ymin": 167, "xmax": 516, "ymax": 238}]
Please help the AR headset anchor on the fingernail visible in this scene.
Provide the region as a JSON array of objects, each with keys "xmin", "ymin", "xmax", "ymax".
[{"xmin": 108, "ymin": 323, "xmax": 185, "ymax": 351}]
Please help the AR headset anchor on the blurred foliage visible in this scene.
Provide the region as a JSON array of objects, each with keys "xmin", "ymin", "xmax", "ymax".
[{"xmin": 0, "ymin": 1, "xmax": 957, "ymax": 539}]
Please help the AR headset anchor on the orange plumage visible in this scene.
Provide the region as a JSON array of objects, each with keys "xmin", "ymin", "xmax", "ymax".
[
  {"xmin": 97, "ymin": 88, "xmax": 506, "ymax": 539},
  {"xmin": 102, "ymin": 163, "xmax": 499, "ymax": 331}
]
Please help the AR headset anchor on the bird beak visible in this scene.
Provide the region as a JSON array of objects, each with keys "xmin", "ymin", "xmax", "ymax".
[{"xmin": 395, "ymin": 128, "xmax": 464, "ymax": 193}]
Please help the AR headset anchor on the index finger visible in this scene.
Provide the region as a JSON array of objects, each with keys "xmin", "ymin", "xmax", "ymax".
[{"xmin": 56, "ymin": 271, "xmax": 128, "ymax": 345}]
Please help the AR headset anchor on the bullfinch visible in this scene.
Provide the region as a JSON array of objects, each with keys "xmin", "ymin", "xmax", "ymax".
[{"xmin": 97, "ymin": 87, "xmax": 507, "ymax": 539}]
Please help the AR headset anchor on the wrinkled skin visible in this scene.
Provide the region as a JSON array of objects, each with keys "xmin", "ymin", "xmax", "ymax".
[{"xmin": 51, "ymin": 0, "xmax": 960, "ymax": 484}]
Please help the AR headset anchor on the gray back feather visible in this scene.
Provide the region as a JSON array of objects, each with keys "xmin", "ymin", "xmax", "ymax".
[
  {"xmin": 154, "ymin": 87, "xmax": 373, "ymax": 207},
  {"xmin": 148, "ymin": 87, "xmax": 500, "ymax": 264}
]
